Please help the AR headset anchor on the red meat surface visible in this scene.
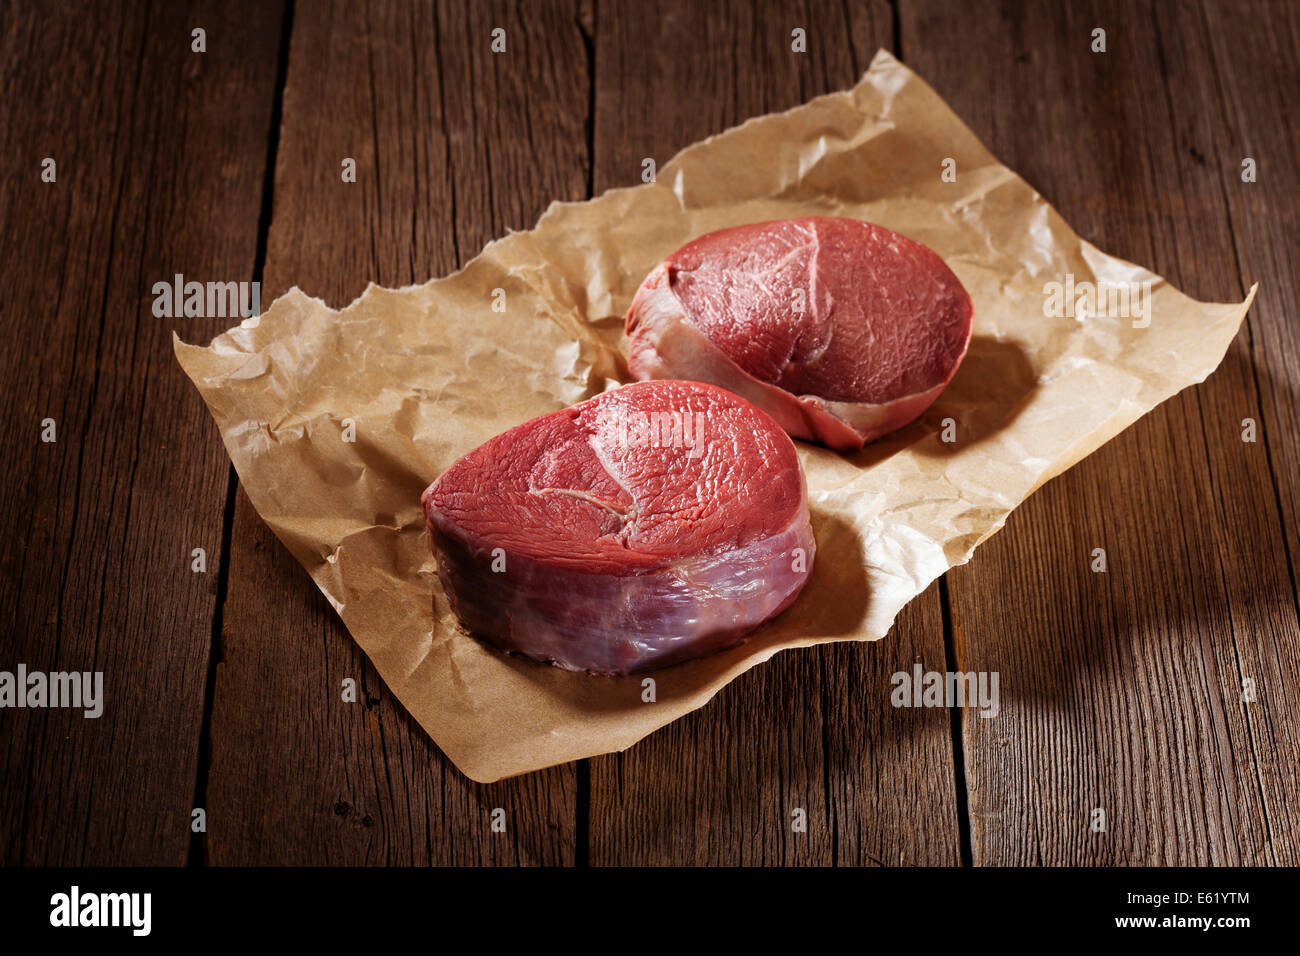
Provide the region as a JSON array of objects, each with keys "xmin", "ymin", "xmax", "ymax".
[
  {"xmin": 626, "ymin": 217, "xmax": 973, "ymax": 451},
  {"xmin": 421, "ymin": 380, "xmax": 815, "ymax": 674}
]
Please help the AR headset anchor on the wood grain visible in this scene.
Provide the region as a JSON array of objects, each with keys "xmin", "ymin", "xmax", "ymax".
[
  {"xmin": 1192, "ymin": 0, "xmax": 1300, "ymax": 865},
  {"xmin": 901, "ymin": 0, "xmax": 1300, "ymax": 864},
  {"xmin": 0, "ymin": 0, "xmax": 283, "ymax": 863},
  {"xmin": 585, "ymin": 0, "xmax": 963, "ymax": 866},
  {"xmin": 205, "ymin": 0, "xmax": 589, "ymax": 865}
]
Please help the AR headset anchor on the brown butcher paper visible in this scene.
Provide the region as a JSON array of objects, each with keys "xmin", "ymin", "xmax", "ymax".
[{"xmin": 175, "ymin": 50, "xmax": 1255, "ymax": 782}]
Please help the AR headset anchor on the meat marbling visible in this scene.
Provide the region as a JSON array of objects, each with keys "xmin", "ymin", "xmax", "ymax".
[
  {"xmin": 421, "ymin": 380, "xmax": 815, "ymax": 675},
  {"xmin": 625, "ymin": 216, "xmax": 974, "ymax": 451}
]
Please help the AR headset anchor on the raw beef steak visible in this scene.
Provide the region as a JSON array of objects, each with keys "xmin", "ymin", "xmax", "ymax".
[
  {"xmin": 625, "ymin": 217, "xmax": 974, "ymax": 451},
  {"xmin": 421, "ymin": 380, "xmax": 815, "ymax": 675}
]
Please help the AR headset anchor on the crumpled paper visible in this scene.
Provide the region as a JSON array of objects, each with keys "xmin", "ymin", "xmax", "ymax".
[{"xmin": 175, "ymin": 50, "xmax": 1254, "ymax": 782}]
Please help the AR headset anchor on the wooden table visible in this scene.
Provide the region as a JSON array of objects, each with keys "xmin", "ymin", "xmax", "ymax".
[{"xmin": 2, "ymin": 0, "xmax": 1296, "ymax": 866}]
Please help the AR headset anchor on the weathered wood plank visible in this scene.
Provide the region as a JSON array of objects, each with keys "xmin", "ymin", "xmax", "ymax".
[
  {"xmin": 902, "ymin": 0, "xmax": 1300, "ymax": 864},
  {"xmin": 1192, "ymin": 0, "xmax": 1300, "ymax": 865},
  {"xmin": 586, "ymin": 0, "xmax": 963, "ymax": 866},
  {"xmin": 0, "ymin": 0, "xmax": 283, "ymax": 863},
  {"xmin": 207, "ymin": 0, "xmax": 589, "ymax": 865}
]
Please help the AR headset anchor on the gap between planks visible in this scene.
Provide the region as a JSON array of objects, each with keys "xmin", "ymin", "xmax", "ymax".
[{"xmin": 188, "ymin": 0, "xmax": 297, "ymax": 868}]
